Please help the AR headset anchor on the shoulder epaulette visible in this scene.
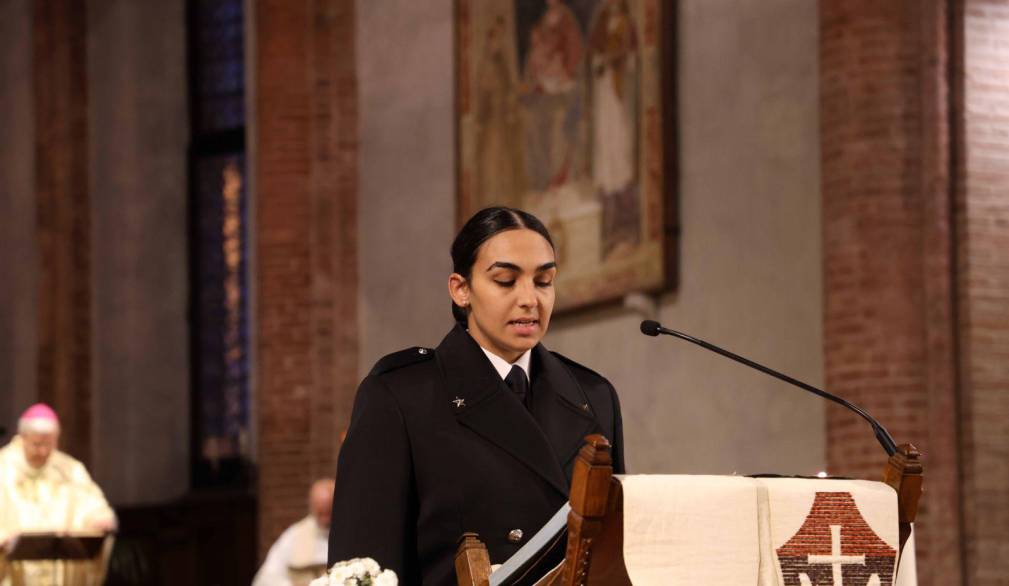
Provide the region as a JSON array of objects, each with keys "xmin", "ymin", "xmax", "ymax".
[{"xmin": 370, "ymin": 347, "xmax": 435, "ymax": 376}]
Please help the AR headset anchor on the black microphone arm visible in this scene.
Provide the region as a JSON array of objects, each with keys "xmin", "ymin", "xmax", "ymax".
[{"xmin": 640, "ymin": 320, "xmax": 899, "ymax": 457}]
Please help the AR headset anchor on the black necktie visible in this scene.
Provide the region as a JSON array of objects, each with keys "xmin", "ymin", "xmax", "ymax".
[{"xmin": 505, "ymin": 365, "xmax": 529, "ymax": 407}]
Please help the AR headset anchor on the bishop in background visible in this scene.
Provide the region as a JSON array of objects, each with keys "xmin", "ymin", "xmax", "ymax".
[{"xmin": 0, "ymin": 403, "xmax": 117, "ymax": 585}]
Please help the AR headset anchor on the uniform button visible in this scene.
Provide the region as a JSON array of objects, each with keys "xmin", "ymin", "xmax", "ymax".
[
  {"xmin": 418, "ymin": 348, "xmax": 428, "ymax": 355},
  {"xmin": 507, "ymin": 529, "xmax": 523, "ymax": 543}
]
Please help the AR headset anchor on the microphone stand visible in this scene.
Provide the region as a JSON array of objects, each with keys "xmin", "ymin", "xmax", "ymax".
[
  {"xmin": 640, "ymin": 320, "xmax": 898, "ymax": 457},
  {"xmin": 639, "ymin": 320, "xmax": 923, "ymax": 564}
]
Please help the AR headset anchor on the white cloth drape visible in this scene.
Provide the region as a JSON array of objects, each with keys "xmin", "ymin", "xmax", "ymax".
[{"xmin": 616, "ymin": 475, "xmax": 914, "ymax": 586}]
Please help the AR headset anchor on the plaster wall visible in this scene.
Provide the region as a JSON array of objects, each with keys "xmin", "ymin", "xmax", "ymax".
[
  {"xmin": 357, "ymin": 0, "xmax": 826, "ymax": 474},
  {"xmin": 357, "ymin": 0, "xmax": 457, "ymax": 357}
]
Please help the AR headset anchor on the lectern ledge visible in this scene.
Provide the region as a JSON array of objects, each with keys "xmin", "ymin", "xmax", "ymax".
[
  {"xmin": 1, "ymin": 532, "xmax": 111, "ymax": 586},
  {"xmin": 456, "ymin": 435, "xmax": 923, "ymax": 586}
]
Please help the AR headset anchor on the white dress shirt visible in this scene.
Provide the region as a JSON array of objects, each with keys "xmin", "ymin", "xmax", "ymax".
[{"xmin": 480, "ymin": 346, "xmax": 531, "ymax": 383}]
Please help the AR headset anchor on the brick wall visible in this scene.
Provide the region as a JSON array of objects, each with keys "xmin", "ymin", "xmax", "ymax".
[
  {"xmin": 957, "ymin": 1, "xmax": 1009, "ymax": 581},
  {"xmin": 823, "ymin": 1, "xmax": 1009, "ymax": 583},
  {"xmin": 33, "ymin": 0, "xmax": 92, "ymax": 467},
  {"xmin": 820, "ymin": 1, "xmax": 961, "ymax": 583},
  {"xmin": 254, "ymin": 0, "xmax": 358, "ymax": 561}
]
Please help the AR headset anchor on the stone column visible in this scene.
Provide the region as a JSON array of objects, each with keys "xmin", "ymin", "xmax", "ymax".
[
  {"xmin": 87, "ymin": 0, "xmax": 190, "ymax": 505},
  {"xmin": 33, "ymin": 0, "xmax": 92, "ymax": 466},
  {"xmin": 0, "ymin": 0, "xmax": 38, "ymax": 437},
  {"xmin": 956, "ymin": 1, "xmax": 1009, "ymax": 582}
]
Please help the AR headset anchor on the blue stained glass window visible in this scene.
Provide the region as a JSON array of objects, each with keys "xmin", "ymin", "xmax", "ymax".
[
  {"xmin": 194, "ymin": 0, "xmax": 245, "ymax": 133},
  {"xmin": 194, "ymin": 154, "xmax": 250, "ymax": 465},
  {"xmin": 188, "ymin": 0, "xmax": 250, "ymax": 487}
]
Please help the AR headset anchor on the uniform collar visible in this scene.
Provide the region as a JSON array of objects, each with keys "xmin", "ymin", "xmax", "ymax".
[
  {"xmin": 436, "ymin": 324, "xmax": 600, "ymax": 497},
  {"xmin": 479, "ymin": 346, "xmax": 531, "ymax": 382}
]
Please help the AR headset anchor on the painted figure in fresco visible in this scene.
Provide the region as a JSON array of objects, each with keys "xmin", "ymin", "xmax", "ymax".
[
  {"xmin": 588, "ymin": 0, "xmax": 640, "ymax": 258},
  {"xmin": 520, "ymin": 0, "xmax": 586, "ymax": 192},
  {"xmin": 476, "ymin": 16, "xmax": 526, "ymax": 208}
]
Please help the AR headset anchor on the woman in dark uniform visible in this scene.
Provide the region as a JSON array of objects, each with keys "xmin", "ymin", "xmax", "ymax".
[{"xmin": 329, "ymin": 207, "xmax": 624, "ymax": 585}]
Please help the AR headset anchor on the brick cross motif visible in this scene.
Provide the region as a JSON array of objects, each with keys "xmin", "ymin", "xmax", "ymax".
[
  {"xmin": 778, "ymin": 492, "xmax": 894, "ymax": 586},
  {"xmin": 805, "ymin": 525, "xmax": 865, "ymax": 586}
]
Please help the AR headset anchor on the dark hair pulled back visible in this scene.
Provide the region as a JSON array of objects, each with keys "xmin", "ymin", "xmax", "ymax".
[{"xmin": 450, "ymin": 207, "xmax": 555, "ymax": 324}]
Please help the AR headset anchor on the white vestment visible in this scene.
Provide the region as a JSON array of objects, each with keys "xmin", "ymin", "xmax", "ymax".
[
  {"xmin": 0, "ymin": 435, "xmax": 116, "ymax": 585},
  {"xmin": 252, "ymin": 516, "xmax": 329, "ymax": 586}
]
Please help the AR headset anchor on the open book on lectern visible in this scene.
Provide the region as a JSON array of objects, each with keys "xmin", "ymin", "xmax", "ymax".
[{"xmin": 489, "ymin": 503, "xmax": 570, "ymax": 586}]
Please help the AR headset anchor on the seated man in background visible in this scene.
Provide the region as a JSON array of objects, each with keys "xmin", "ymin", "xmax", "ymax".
[
  {"xmin": 253, "ymin": 477, "xmax": 336, "ymax": 586},
  {"xmin": 0, "ymin": 403, "xmax": 117, "ymax": 584}
]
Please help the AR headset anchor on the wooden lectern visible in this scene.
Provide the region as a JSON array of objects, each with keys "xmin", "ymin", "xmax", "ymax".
[
  {"xmin": 456, "ymin": 434, "xmax": 923, "ymax": 586},
  {"xmin": 1, "ymin": 532, "xmax": 112, "ymax": 586}
]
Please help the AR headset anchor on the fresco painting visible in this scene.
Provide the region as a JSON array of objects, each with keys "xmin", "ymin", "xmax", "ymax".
[{"xmin": 458, "ymin": 0, "xmax": 674, "ymax": 310}]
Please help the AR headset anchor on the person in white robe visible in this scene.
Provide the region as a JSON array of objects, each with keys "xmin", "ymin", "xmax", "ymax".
[
  {"xmin": 252, "ymin": 478, "xmax": 335, "ymax": 586},
  {"xmin": 589, "ymin": 0, "xmax": 641, "ymax": 257},
  {"xmin": 0, "ymin": 403, "xmax": 117, "ymax": 585}
]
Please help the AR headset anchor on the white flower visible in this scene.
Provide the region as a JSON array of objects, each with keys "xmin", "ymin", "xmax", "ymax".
[
  {"xmin": 323, "ymin": 557, "xmax": 397, "ymax": 586},
  {"xmin": 330, "ymin": 566, "xmax": 354, "ymax": 583},
  {"xmin": 348, "ymin": 560, "xmax": 366, "ymax": 577}
]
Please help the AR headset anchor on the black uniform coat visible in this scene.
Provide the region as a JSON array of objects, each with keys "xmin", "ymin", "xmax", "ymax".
[{"xmin": 328, "ymin": 324, "xmax": 624, "ymax": 585}]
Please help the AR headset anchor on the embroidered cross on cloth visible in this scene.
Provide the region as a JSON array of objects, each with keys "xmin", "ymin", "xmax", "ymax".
[{"xmin": 611, "ymin": 475, "xmax": 914, "ymax": 586}]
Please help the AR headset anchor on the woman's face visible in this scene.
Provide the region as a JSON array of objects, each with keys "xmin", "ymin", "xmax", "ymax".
[{"xmin": 450, "ymin": 229, "xmax": 557, "ymax": 362}]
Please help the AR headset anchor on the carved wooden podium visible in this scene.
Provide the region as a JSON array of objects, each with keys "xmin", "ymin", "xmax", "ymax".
[
  {"xmin": 456, "ymin": 434, "xmax": 922, "ymax": 586},
  {"xmin": 0, "ymin": 532, "xmax": 112, "ymax": 586}
]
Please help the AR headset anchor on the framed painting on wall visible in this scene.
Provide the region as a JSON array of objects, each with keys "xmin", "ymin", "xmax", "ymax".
[{"xmin": 456, "ymin": 0, "xmax": 678, "ymax": 312}]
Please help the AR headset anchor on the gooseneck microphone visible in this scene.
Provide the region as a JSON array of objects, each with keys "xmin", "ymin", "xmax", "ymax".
[{"xmin": 640, "ymin": 320, "xmax": 898, "ymax": 457}]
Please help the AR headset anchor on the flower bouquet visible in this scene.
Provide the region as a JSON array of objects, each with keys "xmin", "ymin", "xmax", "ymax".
[{"xmin": 310, "ymin": 557, "xmax": 397, "ymax": 586}]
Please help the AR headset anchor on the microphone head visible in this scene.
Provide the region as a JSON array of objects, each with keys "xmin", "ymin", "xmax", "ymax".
[{"xmin": 640, "ymin": 320, "xmax": 662, "ymax": 336}]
